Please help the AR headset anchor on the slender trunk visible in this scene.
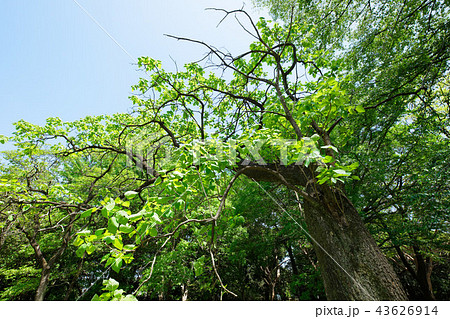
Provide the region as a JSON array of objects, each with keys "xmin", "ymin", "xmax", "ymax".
[
  {"xmin": 261, "ymin": 264, "xmax": 280, "ymax": 301},
  {"xmin": 64, "ymin": 257, "xmax": 85, "ymax": 301},
  {"xmin": 286, "ymin": 244, "xmax": 299, "ymax": 276},
  {"xmin": 392, "ymin": 237, "xmax": 435, "ymax": 300},
  {"xmin": 181, "ymin": 279, "xmax": 189, "ymax": 301},
  {"xmin": 35, "ymin": 264, "xmax": 51, "ymax": 301},
  {"xmin": 25, "ymin": 233, "xmax": 51, "ymax": 301},
  {"xmin": 302, "ymin": 189, "xmax": 408, "ymax": 300},
  {"xmin": 286, "ymin": 244, "xmax": 301, "ymax": 299},
  {"xmin": 158, "ymin": 277, "xmax": 165, "ymax": 301},
  {"xmin": 413, "ymin": 246, "xmax": 435, "ymax": 301},
  {"xmin": 21, "ymin": 213, "xmax": 74, "ymax": 301}
]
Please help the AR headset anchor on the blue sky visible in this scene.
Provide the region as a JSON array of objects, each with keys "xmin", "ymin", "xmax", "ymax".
[{"xmin": 0, "ymin": 0, "xmax": 268, "ymax": 150}]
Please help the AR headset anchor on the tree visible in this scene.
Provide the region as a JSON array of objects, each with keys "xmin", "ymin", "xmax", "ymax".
[
  {"xmin": 0, "ymin": 149, "xmax": 78, "ymax": 300},
  {"xmin": 1, "ymin": 4, "xmax": 448, "ymax": 300},
  {"xmin": 344, "ymin": 75, "xmax": 450, "ymax": 300},
  {"xmin": 0, "ymin": 116, "xmax": 138, "ymax": 300},
  {"xmin": 253, "ymin": 0, "xmax": 450, "ymax": 299}
]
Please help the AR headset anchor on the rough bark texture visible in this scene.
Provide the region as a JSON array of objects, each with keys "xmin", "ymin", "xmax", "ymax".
[
  {"xmin": 240, "ymin": 162, "xmax": 408, "ymax": 300},
  {"xmin": 303, "ymin": 190, "xmax": 408, "ymax": 300}
]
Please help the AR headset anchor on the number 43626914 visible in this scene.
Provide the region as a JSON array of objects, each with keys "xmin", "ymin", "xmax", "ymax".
[{"xmin": 376, "ymin": 306, "xmax": 438, "ymax": 316}]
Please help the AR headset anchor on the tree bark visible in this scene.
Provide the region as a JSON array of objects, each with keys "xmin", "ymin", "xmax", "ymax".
[
  {"xmin": 240, "ymin": 162, "xmax": 408, "ymax": 300},
  {"xmin": 35, "ymin": 264, "xmax": 51, "ymax": 301},
  {"xmin": 413, "ymin": 246, "xmax": 435, "ymax": 301},
  {"xmin": 391, "ymin": 234, "xmax": 435, "ymax": 300},
  {"xmin": 21, "ymin": 213, "xmax": 75, "ymax": 301},
  {"xmin": 302, "ymin": 188, "xmax": 408, "ymax": 300},
  {"xmin": 286, "ymin": 244, "xmax": 299, "ymax": 276},
  {"xmin": 64, "ymin": 257, "xmax": 85, "ymax": 301},
  {"xmin": 26, "ymin": 234, "xmax": 51, "ymax": 301},
  {"xmin": 181, "ymin": 279, "xmax": 189, "ymax": 301}
]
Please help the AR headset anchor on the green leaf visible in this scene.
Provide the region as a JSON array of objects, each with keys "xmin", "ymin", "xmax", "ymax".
[
  {"xmin": 0, "ymin": 135, "xmax": 8, "ymax": 144},
  {"xmin": 105, "ymin": 199, "xmax": 115, "ymax": 211},
  {"xmin": 108, "ymin": 217, "xmax": 119, "ymax": 234},
  {"xmin": 81, "ymin": 207, "xmax": 97, "ymax": 218},
  {"xmin": 152, "ymin": 213, "xmax": 162, "ymax": 224},
  {"xmin": 122, "ymin": 294, "xmax": 138, "ymax": 301},
  {"xmin": 119, "ymin": 224, "xmax": 134, "ymax": 233},
  {"xmin": 355, "ymin": 105, "xmax": 365, "ymax": 113},
  {"xmin": 115, "ymin": 210, "xmax": 130, "ymax": 225},
  {"xmin": 333, "ymin": 169, "xmax": 350, "ymax": 176},
  {"xmin": 76, "ymin": 244, "xmax": 87, "ymax": 258},
  {"xmin": 154, "ymin": 176, "xmax": 163, "ymax": 186},
  {"xmin": 346, "ymin": 162, "xmax": 359, "ymax": 170},
  {"xmin": 91, "ymin": 294, "xmax": 100, "ymax": 301},
  {"xmin": 100, "ymin": 253, "xmax": 111, "ymax": 264},
  {"xmin": 129, "ymin": 212, "xmax": 144, "ymax": 222},
  {"xmin": 104, "ymin": 278, "xmax": 119, "ymax": 292},
  {"xmin": 95, "ymin": 228, "xmax": 106, "ymax": 237},
  {"xmin": 113, "ymin": 237, "xmax": 123, "ymax": 250},
  {"xmin": 101, "ymin": 208, "xmax": 109, "ymax": 218},
  {"xmin": 321, "ymin": 145, "xmax": 338, "ymax": 152},
  {"xmin": 123, "ymin": 244, "xmax": 136, "ymax": 251},
  {"xmin": 76, "ymin": 229, "xmax": 91, "ymax": 237},
  {"xmin": 86, "ymin": 244, "xmax": 95, "ymax": 255},
  {"xmin": 148, "ymin": 228, "xmax": 157, "ymax": 237},
  {"xmin": 104, "ymin": 236, "xmax": 115, "ymax": 244},
  {"xmin": 136, "ymin": 222, "xmax": 148, "ymax": 235},
  {"xmin": 172, "ymin": 170, "xmax": 184, "ymax": 178},
  {"xmin": 112, "ymin": 258, "xmax": 123, "ymax": 273},
  {"xmin": 193, "ymin": 256, "xmax": 205, "ymax": 276},
  {"xmin": 174, "ymin": 199, "xmax": 185, "ymax": 210},
  {"xmin": 73, "ymin": 236, "xmax": 84, "ymax": 247},
  {"xmin": 105, "ymin": 257, "xmax": 115, "ymax": 267},
  {"xmin": 304, "ymin": 157, "xmax": 312, "ymax": 167},
  {"xmin": 113, "ymin": 289, "xmax": 125, "ymax": 299},
  {"xmin": 124, "ymin": 191, "xmax": 138, "ymax": 200},
  {"xmin": 323, "ymin": 156, "xmax": 334, "ymax": 163}
]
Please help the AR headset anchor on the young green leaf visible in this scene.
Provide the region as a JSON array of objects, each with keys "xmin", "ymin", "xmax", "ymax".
[
  {"xmin": 112, "ymin": 258, "xmax": 123, "ymax": 273},
  {"xmin": 113, "ymin": 237, "xmax": 123, "ymax": 250},
  {"xmin": 108, "ymin": 217, "xmax": 119, "ymax": 234},
  {"xmin": 124, "ymin": 191, "xmax": 138, "ymax": 200},
  {"xmin": 80, "ymin": 207, "xmax": 97, "ymax": 218},
  {"xmin": 105, "ymin": 199, "xmax": 115, "ymax": 211}
]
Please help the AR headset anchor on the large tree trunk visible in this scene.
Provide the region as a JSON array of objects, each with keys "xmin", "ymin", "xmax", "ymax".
[
  {"xmin": 302, "ymin": 188, "xmax": 408, "ymax": 300},
  {"xmin": 241, "ymin": 163, "xmax": 408, "ymax": 300}
]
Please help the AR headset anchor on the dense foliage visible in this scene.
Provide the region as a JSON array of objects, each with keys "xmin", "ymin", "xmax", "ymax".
[{"xmin": 1, "ymin": 0, "xmax": 449, "ymax": 300}]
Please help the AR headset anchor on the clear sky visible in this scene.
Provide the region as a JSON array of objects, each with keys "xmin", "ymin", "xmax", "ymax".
[{"xmin": 0, "ymin": 0, "xmax": 268, "ymax": 150}]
